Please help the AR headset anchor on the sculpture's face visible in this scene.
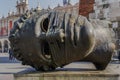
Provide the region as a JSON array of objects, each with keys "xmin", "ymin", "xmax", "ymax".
[{"xmin": 9, "ymin": 11, "xmax": 115, "ymax": 71}]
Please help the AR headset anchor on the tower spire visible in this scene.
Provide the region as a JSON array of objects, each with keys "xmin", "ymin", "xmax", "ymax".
[
  {"xmin": 25, "ymin": 0, "xmax": 28, "ymax": 4},
  {"xmin": 20, "ymin": 0, "xmax": 23, "ymax": 3},
  {"xmin": 63, "ymin": 0, "xmax": 67, "ymax": 6},
  {"xmin": 68, "ymin": 0, "xmax": 71, "ymax": 4},
  {"xmin": 36, "ymin": 2, "xmax": 41, "ymax": 11},
  {"xmin": 16, "ymin": 0, "xmax": 29, "ymax": 14}
]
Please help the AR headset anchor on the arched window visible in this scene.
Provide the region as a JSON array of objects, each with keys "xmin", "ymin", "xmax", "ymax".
[
  {"xmin": 19, "ymin": 8, "xmax": 20, "ymax": 14},
  {"xmin": 23, "ymin": 7, "xmax": 25, "ymax": 13}
]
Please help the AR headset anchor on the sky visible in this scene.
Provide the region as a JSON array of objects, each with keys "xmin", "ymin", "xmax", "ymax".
[{"xmin": 0, "ymin": 0, "xmax": 79, "ymax": 17}]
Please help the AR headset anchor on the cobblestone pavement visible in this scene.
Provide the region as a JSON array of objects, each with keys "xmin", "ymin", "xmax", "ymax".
[
  {"xmin": 0, "ymin": 74, "xmax": 14, "ymax": 80},
  {"xmin": 0, "ymin": 53, "xmax": 31, "ymax": 80},
  {"xmin": 0, "ymin": 53, "xmax": 120, "ymax": 80},
  {"xmin": 0, "ymin": 63, "xmax": 31, "ymax": 80}
]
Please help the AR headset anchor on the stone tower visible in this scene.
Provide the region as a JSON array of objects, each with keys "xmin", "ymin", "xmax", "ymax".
[
  {"xmin": 79, "ymin": 0, "xmax": 94, "ymax": 17},
  {"xmin": 36, "ymin": 2, "xmax": 42, "ymax": 11},
  {"xmin": 63, "ymin": 0, "xmax": 71, "ymax": 6},
  {"xmin": 63, "ymin": 0, "xmax": 67, "ymax": 6},
  {"xmin": 16, "ymin": 0, "xmax": 29, "ymax": 14}
]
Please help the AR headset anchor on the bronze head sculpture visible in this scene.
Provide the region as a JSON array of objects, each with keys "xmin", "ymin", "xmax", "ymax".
[{"xmin": 9, "ymin": 10, "xmax": 115, "ymax": 71}]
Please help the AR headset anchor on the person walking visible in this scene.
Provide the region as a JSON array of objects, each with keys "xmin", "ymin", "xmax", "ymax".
[
  {"xmin": 8, "ymin": 48, "xmax": 14, "ymax": 60},
  {"xmin": 118, "ymin": 51, "xmax": 120, "ymax": 61}
]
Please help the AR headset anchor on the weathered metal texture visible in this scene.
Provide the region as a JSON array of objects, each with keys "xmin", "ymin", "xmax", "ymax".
[{"xmin": 9, "ymin": 10, "xmax": 115, "ymax": 71}]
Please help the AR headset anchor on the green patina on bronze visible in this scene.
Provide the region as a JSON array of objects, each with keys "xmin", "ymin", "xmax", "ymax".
[{"xmin": 9, "ymin": 10, "xmax": 115, "ymax": 71}]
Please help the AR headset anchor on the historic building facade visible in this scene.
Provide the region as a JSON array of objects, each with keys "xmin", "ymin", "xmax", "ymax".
[
  {"xmin": 54, "ymin": 0, "xmax": 94, "ymax": 17},
  {"xmin": 89, "ymin": 0, "xmax": 120, "ymax": 54},
  {"xmin": 89, "ymin": 0, "xmax": 110, "ymax": 20},
  {"xmin": 0, "ymin": 0, "xmax": 29, "ymax": 53},
  {"xmin": 54, "ymin": 0, "xmax": 79, "ymax": 14},
  {"xmin": 109, "ymin": 1, "xmax": 120, "ymax": 52}
]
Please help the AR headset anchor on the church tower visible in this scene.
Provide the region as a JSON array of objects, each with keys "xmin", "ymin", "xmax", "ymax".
[
  {"xmin": 16, "ymin": 0, "xmax": 29, "ymax": 15},
  {"xmin": 63, "ymin": 0, "xmax": 67, "ymax": 6},
  {"xmin": 36, "ymin": 2, "xmax": 42, "ymax": 11},
  {"xmin": 63, "ymin": 0, "xmax": 71, "ymax": 6}
]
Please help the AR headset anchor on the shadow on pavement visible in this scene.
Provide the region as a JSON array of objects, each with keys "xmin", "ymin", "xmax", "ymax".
[{"xmin": 16, "ymin": 67, "xmax": 97, "ymax": 74}]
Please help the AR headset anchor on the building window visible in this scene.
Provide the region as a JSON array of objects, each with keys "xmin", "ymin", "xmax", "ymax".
[
  {"xmin": 119, "ymin": 40, "xmax": 120, "ymax": 45},
  {"xmin": 19, "ymin": 8, "xmax": 20, "ymax": 14},
  {"xmin": 103, "ymin": 4, "xmax": 109, "ymax": 8},
  {"xmin": 9, "ymin": 21, "xmax": 13, "ymax": 30},
  {"xmin": 119, "ymin": 2, "xmax": 120, "ymax": 7},
  {"xmin": 23, "ymin": 8, "xmax": 25, "ymax": 13},
  {"xmin": 102, "ymin": 0, "xmax": 106, "ymax": 2},
  {"xmin": 117, "ymin": 39, "xmax": 120, "ymax": 45}
]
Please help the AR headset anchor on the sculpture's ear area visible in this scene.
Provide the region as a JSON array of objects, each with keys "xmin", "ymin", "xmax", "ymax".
[{"xmin": 80, "ymin": 19, "xmax": 95, "ymax": 57}]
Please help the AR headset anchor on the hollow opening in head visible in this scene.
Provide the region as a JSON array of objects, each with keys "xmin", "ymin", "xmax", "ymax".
[
  {"xmin": 41, "ymin": 41, "xmax": 51, "ymax": 60},
  {"xmin": 41, "ymin": 18, "xmax": 49, "ymax": 32}
]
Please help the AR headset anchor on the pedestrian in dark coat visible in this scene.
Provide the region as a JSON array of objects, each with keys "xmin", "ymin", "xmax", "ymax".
[
  {"xmin": 9, "ymin": 48, "xmax": 14, "ymax": 60},
  {"xmin": 118, "ymin": 51, "xmax": 120, "ymax": 61}
]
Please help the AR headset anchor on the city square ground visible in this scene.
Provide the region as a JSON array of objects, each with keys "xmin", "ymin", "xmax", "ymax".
[{"xmin": 0, "ymin": 53, "xmax": 120, "ymax": 80}]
